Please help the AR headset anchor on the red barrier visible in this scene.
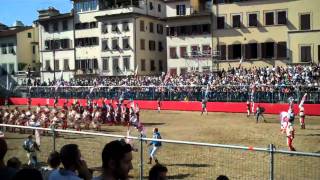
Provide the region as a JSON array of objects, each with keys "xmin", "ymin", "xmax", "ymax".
[{"xmin": 3, "ymin": 97, "xmax": 320, "ymax": 116}]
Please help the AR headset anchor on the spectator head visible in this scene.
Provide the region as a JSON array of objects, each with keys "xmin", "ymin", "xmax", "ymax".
[
  {"xmin": 47, "ymin": 151, "xmax": 60, "ymax": 169},
  {"xmin": 148, "ymin": 163, "xmax": 168, "ymax": 180},
  {"xmin": 59, "ymin": 144, "xmax": 81, "ymax": 170},
  {"xmin": 216, "ymin": 175, "xmax": 229, "ymax": 180},
  {"xmin": 153, "ymin": 128, "xmax": 158, "ymax": 133},
  {"xmin": 7, "ymin": 157, "xmax": 21, "ymax": 170},
  {"xmin": 0, "ymin": 138, "xmax": 8, "ymax": 161},
  {"xmin": 101, "ymin": 140, "xmax": 133, "ymax": 179},
  {"xmin": 12, "ymin": 168, "xmax": 43, "ymax": 180}
]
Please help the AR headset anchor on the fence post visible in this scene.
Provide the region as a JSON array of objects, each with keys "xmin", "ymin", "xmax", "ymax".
[
  {"xmin": 52, "ymin": 126, "xmax": 56, "ymax": 152},
  {"xmin": 269, "ymin": 144, "xmax": 274, "ymax": 180},
  {"xmin": 139, "ymin": 133, "xmax": 144, "ymax": 180}
]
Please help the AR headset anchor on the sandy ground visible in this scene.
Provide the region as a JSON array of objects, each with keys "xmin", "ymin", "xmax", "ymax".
[{"xmin": 2, "ymin": 108, "xmax": 320, "ymax": 179}]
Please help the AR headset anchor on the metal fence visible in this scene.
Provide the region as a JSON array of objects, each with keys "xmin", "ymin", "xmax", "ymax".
[
  {"xmin": 1, "ymin": 124, "xmax": 320, "ymax": 180},
  {"xmin": 8, "ymin": 85, "xmax": 320, "ymax": 103}
]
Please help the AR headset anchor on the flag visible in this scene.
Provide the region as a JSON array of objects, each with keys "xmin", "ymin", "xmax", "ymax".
[
  {"xmin": 90, "ymin": 86, "xmax": 95, "ymax": 94},
  {"xmin": 205, "ymin": 84, "xmax": 210, "ymax": 98},
  {"xmin": 299, "ymin": 93, "xmax": 307, "ymax": 107},
  {"xmin": 238, "ymin": 56, "xmax": 244, "ymax": 68},
  {"xmin": 59, "ymin": 70, "xmax": 63, "ymax": 80},
  {"xmin": 134, "ymin": 65, "xmax": 138, "ymax": 77},
  {"xmin": 164, "ymin": 71, "xmax": 171, "ymax": 83}
]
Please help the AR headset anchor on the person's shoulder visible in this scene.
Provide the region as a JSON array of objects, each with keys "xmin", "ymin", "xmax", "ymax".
[
  {"xmin": 92, "ymin": 176, "xmax": 103, "ymax": 180},
  {"xmin": 0, "ymin": 167, "xmax": 17, "ymax": 180}
]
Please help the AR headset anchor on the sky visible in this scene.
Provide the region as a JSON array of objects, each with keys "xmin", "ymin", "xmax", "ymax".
[{"xmin": 0, "ymin": 0, "xmax": 73, "ymax": 26}]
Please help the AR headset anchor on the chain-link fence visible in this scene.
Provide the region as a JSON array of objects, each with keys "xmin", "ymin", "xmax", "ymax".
[
  {"xmin": 1, "ymin": 124, "xmax": 320, "ymax": 180},
  {"xmin": 9, "ymin": 85, "xmax": 320, "ymax": 103}
]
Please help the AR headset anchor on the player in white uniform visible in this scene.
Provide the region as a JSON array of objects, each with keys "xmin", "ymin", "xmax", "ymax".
[{"xmin": 286, "ymin": 117, "xmax": 296, "ymax": 151}]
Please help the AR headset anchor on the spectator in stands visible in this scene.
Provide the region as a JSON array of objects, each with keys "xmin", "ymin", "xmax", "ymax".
[
  {"xmin": 93, "ymin": 139, "xmax": 133, "ymax": 180},
  {"xmin": 148, "ymin": 163, "xmax": 168, "ymax": 180},
  {"xmin": 41, "ymin": 151, "xmax": 60, "ymax": 180},
  {"xmin": 7, "ymin": 157, "xmax": 21, "ymax": 171},
  {"xmin": 49, "ymin": 144, "xmax": 92, "ymax": 180},
  {"xmin": 12, "ymin": 168, "xmax": 43, "ymax": 180},
  {"xmin": 0, "ymin": 138, "xmax": 18, "ymax": 180}
]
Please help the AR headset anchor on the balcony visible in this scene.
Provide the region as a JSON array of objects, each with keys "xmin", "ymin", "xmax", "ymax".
[{"xmin": 99, "ymin": 0, "xmax": 143, "ymax": 10}]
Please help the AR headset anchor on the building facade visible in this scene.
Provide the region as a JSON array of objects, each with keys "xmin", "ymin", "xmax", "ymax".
[
  {"xmin": 0, "ymin": 23, "xmax": 39, "ymax": 85},
  {"xmin": 38, "ymin": 0, "xmax": 167, "ymax": 82},
  {"xmin": 165, "ymin": 0, "xmax": 320, "ymax": 75}
]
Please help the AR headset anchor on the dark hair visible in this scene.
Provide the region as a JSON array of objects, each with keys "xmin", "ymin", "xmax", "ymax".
[
  {"xmin": 102, "ymin": 140, "xmax": 132, "ymax": 169},
  {"xmin": 7, "ymin": 157, "xmax": 21, "ymax": 169},
  {"xmin": 12, "ymin": 168, "xmax": 43, "ymax": 180},
  {"xmin": 216, "ymin": 175, "xmax": 229, "ymax": 180},
  {"xmin": 47, "ymin": 151, "xmax": 60, "ymax": 168},
  {"xmin": 148, "ymin": 163, "xmax": 168, "ymax": 180},
  {"xmin": 0, "ymin": 138, "xmax": 7, "ymax": 160},
  {"xmin": 59, "ymin": 144, "xmax": 80, "ymax": 169}
]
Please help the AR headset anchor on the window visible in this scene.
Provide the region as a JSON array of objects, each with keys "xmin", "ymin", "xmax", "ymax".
[
  {"xmin": 248, "ymin": 13, "xmax": 258, "ymax": 27},
  {"xmin": 261, "ymin": 42, "xmax": 274, "ymax": 59},
  {"xmin": 123, "ymin": 57, "xmax": 130, "ymax": 70},
  {"xmin": 123, "ymin": 22, "xmax": 129, "ymax": 31},
  {"xmin": 159, "ymin": 60, "xmax": 163, "ymax": 72},
  {"xmin": 202, "ymin": 24, "xmax": 210, "ymax": 34},
  {"xmin": 170, "ymin": 47, "xmax": 177, "ymax": 58},
  {"xmin": 53, "ymin": 22, "xmax": 59, "ymax": 32},
  {"xmin": 45, "ymin": 60, "xmax": 50, "ymax": 71},
  {"xmin": 149, "ymin": 22, "xmax": 154, "ymax": 33},
  {"xmin": 140, "ymin": 20, "xmax": 145, "ymax": 31},
  {"xmin": 300, "ymin": 46, "xmax": 311, "ymax": 62},
  {"xmin": 158, "ymin": 4, "xmax": 161, "ymax": 12},
  {"xmin": 157, "ymin": 24, "xmax": 163, "ymax": 34},
  {"xmin": 218, "ymin": 45, "xmax": 226, "ymax": 60},
  {"xmin": 32, "ymin": 45, "xmax": 36, "ymax": 54},
  {"xmin": 112, "ymin": 39, "xmax": 119, "ymax": 50},
  {"xmin": 191, "ymin": 45, "xmax": 199, "ymax": 56},
  {"xmin": 1, "ymin": 64, "xmax": 7, "ymax": 75},
  {"xmin": 90, "ymin": 22, "xmax": 97, "ymax": 28},
  {"xmin": 228, "ymin": 44, "xmax": 242, "ymax": 59},
  {"xmin": 180, "ymin": 46, "xmax": 187, "ymax": 58},
  {"xmin": 277, "ymin": 11, "xmax": 287, "ymax": 25},
  {"xmin": 140, "ymin": 39, "xmax": 145, "ymax": 50},
  {"xmin": 149, "ymin": 2, "xmax": 153, "ymax": 10},
  {"xmin": 75, "ymin": 37, "xmax": 99, "ymax": 47},
  {"xmin": 245, "ymin": 43, "xmax": 258, "ymax": 59},
  {"xmin": 112, "ymin": 23, "xmax": 119, "ymax": 32},
  {"xmin": 202, "ymin": 45, "xmax": 211, "ymax": 56},
  {"xmin": 1, "ymin": 44, "xmax": 7, "ymax": 54},
  {"xmin": 265, "ymin": 12, "xmax": 274, "ymax": 25},
  {"xmin": 60, "ymin": 39, "xmax": 70, "ymax": 49},
  {"xmin": 149, "ymin": 40, "xmax": 156, "ymax": 51},
  {"xmin": 217, "ymin": 16, "xmax": 225, "ymax": 29},
  {"xmin": 102, "ymin": 57, "xmax": 109, "ymax": 71},
  {"xmin": 8, "ymin": 43, "xmax": 15, "ymax": 54},
  {"xmin": 112, "ymin": 58, "xmax": 119, "ymax": 72},
  {"xmin": 54, "ymin": 60, "xmax": 59, "ymax": 71},
  {"xmin": 300, "ymin": 14, "xmax": 311, "ymax": 30},
  {"xmin": 28, "ymin": 33, "xmax": 32, "ymax": 38},
  {"xmin": 102, "ymin": 39, "xmax": 109, "ymax": 51},
  {"xmin": 277, "ymin": 42, "xmax": 287, "ymax": 59},
  {"xmin": 123, "ymin": 38, "xmax": 130, "ymax": 50},
  {"xmin": 318, "ymin": 45, "xmax": 320, "ymax": 61},
  {"xmin": 141, "ymin": 59, "xmax": 146, "ymax": 71},
  {"xmin": 150, "ymin": 60, "xmax": 155, "ymax": 71},
  {"xmin": 232, "ymin": 15, "xmax": 241, "ymax": 28},
  {"xmin": 176, "ymin": 5, "xmax": 186, "ymax": 15},
  {"xmin": 102, "ymin": 23, "xmax": 108, "ymax": 33},
  {"xmin": 158, "ymin": 41, "xmax": 163, "ymax": 52},
  {"xmin": 64, "ymin": 59, "xmax": 70, "ymax": 70},
  {"xmin": 9, "ymin": 64, "xmax": 14, "ymax": 74},
  {"xmin": 62, "ymin": 20, "xmax": 68, "ymax": 30}
]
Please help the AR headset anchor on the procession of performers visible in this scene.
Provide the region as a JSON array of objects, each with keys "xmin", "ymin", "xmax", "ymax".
[{"xmin": 0, "ymin": 98, "xmax": 143, "ymax": 134}]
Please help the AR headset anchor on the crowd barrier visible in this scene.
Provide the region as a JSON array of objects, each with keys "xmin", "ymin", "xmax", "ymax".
[
  {"xmin": 2, "ymin": 97, "xmax": 320, "ymax": 116},
  {"xmin": 1, "ymin": 124, "xmax": 320, "ymax": 180}
]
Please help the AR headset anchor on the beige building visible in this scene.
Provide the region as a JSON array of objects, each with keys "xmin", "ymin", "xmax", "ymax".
[
  {"xmin": 0, "ymin": 22, "xmax": 39, "ymax": 79},
  {"xmin": 212, "ymin": 0, "xmax": 320, "ymax": 70},
  {"xmin": 165, "ymin": 0, "xmax": 320, "ymax": 74}
]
